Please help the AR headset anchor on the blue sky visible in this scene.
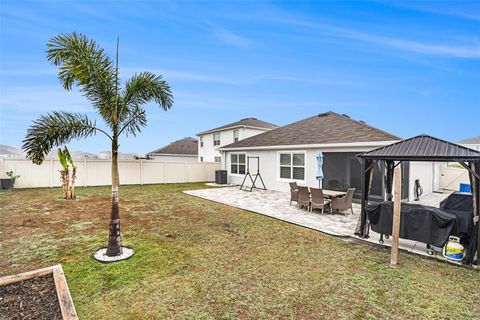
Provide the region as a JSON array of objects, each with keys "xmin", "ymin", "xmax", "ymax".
[{"xmin": 1, "ymin": 1, "xmax": 479, "ymax": 154}]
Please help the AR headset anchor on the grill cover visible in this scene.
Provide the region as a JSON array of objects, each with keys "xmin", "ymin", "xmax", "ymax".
[
  {"xmin": 366, "ymin": 202, "xmax": 459, "ymax": 247},
  {"xmin": 439, "ymin": 192, "xmax": 473, "ymax": 236}
]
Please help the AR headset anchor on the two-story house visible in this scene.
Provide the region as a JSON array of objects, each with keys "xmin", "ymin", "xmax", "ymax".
[{"xmin": 196, "ymin": 118, "xmax": 277, "ymax": 162}]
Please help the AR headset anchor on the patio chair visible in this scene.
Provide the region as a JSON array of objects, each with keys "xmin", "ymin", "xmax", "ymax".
[
  {"xmin": 331, "ymin": 188, "xmax": 355, "ymax": 215},
  {"xmin": 289, "ymin": 182, "xmax": 299, "ymax": 206},
  {"xmin": 297, "ymin": 186, "xmax": 310, "ymax": 210},
  {"xmin": 310, "ymin": 187, "xmax": 331, "ymax": 214}
]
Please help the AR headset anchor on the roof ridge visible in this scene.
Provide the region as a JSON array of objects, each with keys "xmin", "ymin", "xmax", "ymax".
[{"xmin": 329, "ymin": 112, "xmax": 401, "ymax": 140}]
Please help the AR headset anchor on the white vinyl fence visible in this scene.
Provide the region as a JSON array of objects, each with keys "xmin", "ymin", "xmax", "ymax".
[
  {"xmin": 439, "ymin": 166, "xmax": 470, "ymax": 191},
  {"xmin": 0, "ymin": 157, "xmax": 221, "ymax": 188}
]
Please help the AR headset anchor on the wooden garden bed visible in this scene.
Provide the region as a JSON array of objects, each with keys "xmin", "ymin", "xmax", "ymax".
[{"xmin": 0, "ymin": 265, "xmax": 77, "ymax": 320}]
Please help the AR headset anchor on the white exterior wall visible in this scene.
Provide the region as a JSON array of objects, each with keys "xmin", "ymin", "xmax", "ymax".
[
  {"xmin": 0, "ymin": 157, "xmax": 220, "ymax": 188},
  {"xmin": 197, "ymin": 127, "xmax": 269, "ymax": 162},
  {"xmin": 408, "ymin": 162, "xmax": 435, "ymax": 200},
  {"xmin": 224, "ymin": 145, "xmax": 388, "ymax": 193},
  {"xmin": 148, "ymin": 155, "xmax": 198, "ymax": 162}
]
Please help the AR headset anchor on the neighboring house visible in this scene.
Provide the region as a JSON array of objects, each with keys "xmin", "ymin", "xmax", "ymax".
[
  {"xmin": 72, "ymin": 151, "xmax": 99, "ymax": 159},
  {"xmin": 458, "ymin": 136, "xmax": 480, "ymax": 151},
  {"xmin": 219, "ymin": 111, "xmax": 436, "ymax": 201},
  {"xmin": 146, "ymin": 137, "xmax": 198, "ymax": 162},
  {"xmin": 196, "ymin": 117, "xmax": 277, "ymax": 162},
  {"xmin": 0, "ymin": 145, "xmax": 24, "ymax": 158},
  {"xmin": 97, "ymin": 151, "xmax": 140, "ymax": 160}
]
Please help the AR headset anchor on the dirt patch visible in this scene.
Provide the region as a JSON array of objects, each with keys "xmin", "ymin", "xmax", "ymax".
[{"xmin": 0, "ymin": 274, "xmax": 62, "ymax": 320}]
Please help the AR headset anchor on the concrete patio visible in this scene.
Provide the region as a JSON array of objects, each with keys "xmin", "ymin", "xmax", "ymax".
[{"xmin": 184, "ymin": 186, "xmax": 454, "ymax": 260}]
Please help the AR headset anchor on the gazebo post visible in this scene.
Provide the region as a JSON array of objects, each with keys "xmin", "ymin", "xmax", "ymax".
[{"xmin": 390, "ymin": 165, "xmax": 402, "ymax": 268}]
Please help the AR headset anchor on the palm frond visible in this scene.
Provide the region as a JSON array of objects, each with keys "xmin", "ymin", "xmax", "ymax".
[
  {"xmin": 47, "ymin": 32, "xmax": 116, "ymax": 127},
  {"xmin": 22, "ymin": 112, "xmax": 98, "ymax": 164},
  {"xmin": 118, "ymin": 72, "xmax": 173, "ymax": 137},
  {"xmin": 123, "ymin": 72, "xmax": 174, "ymax": 112},
  {"xmin": 118, "ymin": 107, "xmax": 147, "ymax": 137}
]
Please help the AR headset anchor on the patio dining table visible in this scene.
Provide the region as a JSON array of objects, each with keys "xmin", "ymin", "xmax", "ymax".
[{"xmin": 321, "ymin": 189, "xmax": 347, "ymax": 198}]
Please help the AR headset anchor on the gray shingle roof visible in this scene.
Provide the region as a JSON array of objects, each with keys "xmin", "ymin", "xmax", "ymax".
[
  {"xmin": 147, "ymin": 137, "xmax": 198, "ymax": 156},
  {"xmin": 458, "ymin": 136, "xmax": 480, "ymax": 144},
  {"xmin": 220, "ymin": 112, "xmax": 400, "ymax": 149},
  {"xmin": 359, "ymin": 134, "xmax": 480, "ymax": 161},
  {"xmin": 197, "ymin": 118, "xmax": 277, "ymax": 135}
]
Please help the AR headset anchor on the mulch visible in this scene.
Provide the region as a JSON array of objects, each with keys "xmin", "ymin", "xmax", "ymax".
[{"xmin": 0, "ymin": 274, "xmax": 62, "ymax": 320}]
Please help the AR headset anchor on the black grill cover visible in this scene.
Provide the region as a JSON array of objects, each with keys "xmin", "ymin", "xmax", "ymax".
[
  {"xmin": 439, "ymin": 192, "xmax": 473, "ymax": 236},
  {"xmin": 366, "ymin": 202, "xmax": 459, "ymax": 247}
]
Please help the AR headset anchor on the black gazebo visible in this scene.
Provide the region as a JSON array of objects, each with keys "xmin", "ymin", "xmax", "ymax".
[{"xmin": 356, "ymin": 134, "xmax": 480, "ymax": 267}]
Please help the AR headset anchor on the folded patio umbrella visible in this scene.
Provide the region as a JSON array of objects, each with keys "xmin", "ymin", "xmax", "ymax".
[{"xmin": 316, "ymin": 151, "xmax": 324, "ymax": 188}]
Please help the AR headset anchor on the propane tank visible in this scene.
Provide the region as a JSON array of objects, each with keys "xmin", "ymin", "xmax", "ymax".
[{"xmin": 443, "ymin": 236, "xmax": 464, "ymax": 262}]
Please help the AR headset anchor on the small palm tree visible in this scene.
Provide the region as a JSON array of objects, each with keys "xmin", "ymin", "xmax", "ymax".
[{"xmin": 23, "ymin": 33, "xmax": 173, "ymax": 257}]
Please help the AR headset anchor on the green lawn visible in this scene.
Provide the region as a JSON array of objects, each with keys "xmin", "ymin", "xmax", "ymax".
[{"xmin": 0, "ymin": 183, "xmax": 478, "ymax": 319}]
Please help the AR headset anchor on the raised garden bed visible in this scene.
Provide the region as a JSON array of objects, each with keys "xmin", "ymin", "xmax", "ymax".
[{"xmin": 0, "ymin": 265, "xmax": 77, "ymax": 320}]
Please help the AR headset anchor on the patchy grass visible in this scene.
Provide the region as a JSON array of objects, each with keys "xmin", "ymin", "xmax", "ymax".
[{"xmin": 0, "ymin": 183, "xmax": 479, "ymax": 319}]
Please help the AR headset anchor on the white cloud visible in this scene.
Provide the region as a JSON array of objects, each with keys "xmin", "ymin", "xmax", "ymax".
[{"xmin": 281, "ymin": 18, "xmax": 480, "ymax": 59}]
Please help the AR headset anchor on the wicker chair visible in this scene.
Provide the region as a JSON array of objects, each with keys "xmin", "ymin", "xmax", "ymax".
[
  {"xmin": 289, "ymin": 182, "xmax": 299, "ymax": 206},
  {"xmin": 331, "ymin": 188, "xmax": 355, "ymax": 215},
  {"xmin": 297, "ymin": 186, "xmax": 310, "ymax": 210},
  {"xmin": 309, "ymin": 187, "xmax": 331, "ymax": 214}
]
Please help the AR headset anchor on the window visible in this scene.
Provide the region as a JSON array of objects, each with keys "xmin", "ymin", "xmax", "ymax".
[
  {"xmin": 200, "ymin": 156, "xmax": 203, "ymax": 162},
  {"xmin": 233, "ymin": 130, "xmax": 239, "ymax": 142},
  {"xmin": 213, "ymin": 133, "xmax": 220, "ymax": 146},
  {"xmin": 200, "ymin": 136, "xmax": 204, "ymax": 147},
  {"xmin": 230, "ymin": 153, "xmax": 246, "ymax": 175},
  {"xmin": 279, "ymin": 152, "xmax": 305, "ymax": 180},
  {"xmin": 214, "ymin": 156, "xmax": 221, "ymax": 163}
]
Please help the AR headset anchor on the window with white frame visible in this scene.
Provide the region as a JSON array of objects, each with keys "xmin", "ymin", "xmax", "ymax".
[
  {"xmin": 230, "ymin": 153, "xmax": 246, "ymax": 175},
  {"xmin": 213, "ymin": 133, "xmax": 220, "ymax": 146},
  {"xmin": 200, "ymin": 136, "xmax": 204, "ymax": 147},
  {"xmin": 214, "ymin": 156, "xmax": 221, "ymax": 163},
  {"xmin": 279, "ymin": 152, "xmax": 305, "ymax": 180},
  {"xmin": 233, "ymin": 130, "xmax": 239, "ymax": 142}
]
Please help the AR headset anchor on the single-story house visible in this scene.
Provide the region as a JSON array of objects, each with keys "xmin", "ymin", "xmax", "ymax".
[
  {"xmin": 219, "ymin": 112, "xmax": 437, "ymax": 201},
  {"xmin": 146, "ymin": 137, "xmax": 198, "ymax": 162}
]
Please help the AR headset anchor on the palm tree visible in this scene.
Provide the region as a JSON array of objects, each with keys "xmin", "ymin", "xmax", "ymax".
[{"xmin": 22, "ymin": 33, "xmax": 173, "ymax": 257}]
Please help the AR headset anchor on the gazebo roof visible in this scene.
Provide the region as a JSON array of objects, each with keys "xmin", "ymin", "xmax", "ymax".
[{"xmin": 358, "ymin": 134, "xmax": 480, "ymax": 162}]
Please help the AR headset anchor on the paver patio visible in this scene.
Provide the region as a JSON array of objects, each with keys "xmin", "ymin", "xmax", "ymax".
[{"xmin": 185, "ymin": 186, "xmax": 453, "ymax": 259}]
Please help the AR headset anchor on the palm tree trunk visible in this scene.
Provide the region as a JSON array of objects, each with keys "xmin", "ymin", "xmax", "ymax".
[{"xmin": 106, "ymin": 139, "xmax": 122, "ymax": 256}]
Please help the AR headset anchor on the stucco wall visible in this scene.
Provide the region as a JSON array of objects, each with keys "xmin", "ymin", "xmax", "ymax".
[{"xmin": 224, "ymin": 146, "xmax": 386, "ymax": 193}]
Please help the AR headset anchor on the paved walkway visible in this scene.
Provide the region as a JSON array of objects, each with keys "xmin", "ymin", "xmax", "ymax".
[{"xmin": 184, "ymin": 187, "xmax": 453, "ymax": 259}]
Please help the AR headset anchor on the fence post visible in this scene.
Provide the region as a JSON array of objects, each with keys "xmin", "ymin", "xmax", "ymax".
[
  {"xmin": 164, "ymin": 161, "xmax": 167, "ymax": 184},
  {"xmin": 140, "ymin": 159, "xmax": 143, "ymax": 185},
  {"xmin": 50, "ymin": 158, "xmax": 54, "ymax": 188},
  {"xmin": 83, "ymin": 158, "xmax": 87, "ymax": 187},
  {"xmin": 184, "ymin": 162, "xmax": 188, "ymax": 183}
]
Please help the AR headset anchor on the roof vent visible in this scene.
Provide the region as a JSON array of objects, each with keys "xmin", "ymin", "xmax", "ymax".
[
  {"xmin": 359, "ymin": 120, "xmax": 366, "ymax": 124},
  {"xmin": 241, "ymin": 117, "xmax": 257, "ymax": 121},
  {"xmin": 342, "ymin": 114, "xmax": 350, "ymax": 118},
  {"xmin": 318, "ymin": 112, "xmax": 329, "ymax": 117}
]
